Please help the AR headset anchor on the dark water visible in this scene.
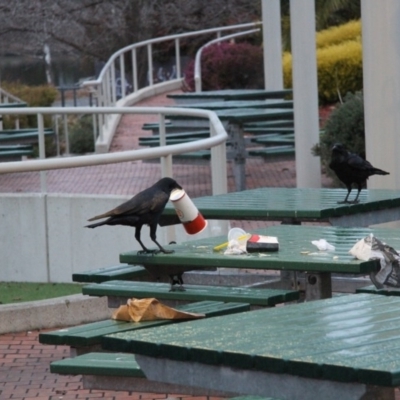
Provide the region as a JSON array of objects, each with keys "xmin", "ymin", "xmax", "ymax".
[{"xmin": 0, "ymin": 56, "xmax": 95, "ymax": 87}]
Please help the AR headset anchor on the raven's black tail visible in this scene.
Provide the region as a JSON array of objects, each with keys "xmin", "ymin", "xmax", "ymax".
[
  {"xmin": 373, "ymin": 168, "xmax": 390, "ymax": 176},
  {"xmin": 85, "ymin": 221, "xmax": 106, "ymax": 228}
]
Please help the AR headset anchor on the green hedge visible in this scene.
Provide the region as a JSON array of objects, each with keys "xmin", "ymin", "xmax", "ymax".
[
  {"xmin": 283, "ymin": 20, "xmax": 363, "ymax": 104},
  {"xmin": 312, "ymin": 91, "xmax": 364, "ymax": 185}
]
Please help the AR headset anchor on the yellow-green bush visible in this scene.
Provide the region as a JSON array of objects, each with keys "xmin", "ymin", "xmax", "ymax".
[
  {"xmin": 283, "ymin": 40, "xmax": 362, "ymax": 104},
  {"xmin": 316, "ymin": 20, "xmax": 361, "ymax": 49},
  {"xmin": 1, "ymin": 82, "xmax": 58, "ymax": 129}
]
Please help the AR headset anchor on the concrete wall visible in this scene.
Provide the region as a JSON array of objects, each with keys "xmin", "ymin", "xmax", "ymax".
[{"xmin": 0, "ymin": 193, "xmax": 228, "ymax": 283}]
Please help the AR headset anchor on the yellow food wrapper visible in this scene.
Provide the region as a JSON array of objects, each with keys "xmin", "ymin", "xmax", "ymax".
[{"xmin": 112, "ymin": 297, "xmax": 205, "ymax": 322}]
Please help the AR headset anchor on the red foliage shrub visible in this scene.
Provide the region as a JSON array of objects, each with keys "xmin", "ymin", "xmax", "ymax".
[{"xmin": 183, "ymin": 41, "xmax": 264, "ymax": 91}]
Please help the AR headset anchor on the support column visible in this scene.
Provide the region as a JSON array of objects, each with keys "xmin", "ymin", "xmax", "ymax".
[
  {"xmin": 290, "ymin": 0, "xmax": 321, "ymax": 188},
  {"xmin": 261, "ymin": 0, "xmax": 283, "ymax": 90},
  {"xmin": 361, "ymin": 0, "xmax": 400, "ymax": 190}
]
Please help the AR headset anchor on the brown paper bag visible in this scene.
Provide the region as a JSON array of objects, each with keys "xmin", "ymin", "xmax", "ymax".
[{"xmin": 112, "ymin": 298, "xmax": 205, "ymax": 322}]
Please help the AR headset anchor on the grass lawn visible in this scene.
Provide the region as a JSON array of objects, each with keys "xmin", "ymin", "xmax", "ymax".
[{"xmin": 0, "ymin": 282, "xmax": 84, "ymax": 305}]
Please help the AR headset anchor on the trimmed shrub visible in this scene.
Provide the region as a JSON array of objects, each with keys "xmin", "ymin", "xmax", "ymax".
[
  {"xmin": 316, "ymin": 20, "xmax": 361, "ymax": 49},
  {"xmin": 283, "ymin": 39, "xmax": 362, "ymax": 104},
  {"xmin": 183, "ymin": 41, "xmax": 264, "ymax": 91},
  {"xmin": 312, "ymin": 91, "xmax": 364, "ymax": 185},
  {"xmin": 283, "ymin": 20, "xmax": 363, "ymax": 105}
]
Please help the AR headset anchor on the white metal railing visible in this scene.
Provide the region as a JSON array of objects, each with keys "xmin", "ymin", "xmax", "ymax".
[
  {"xmin": 0, "ymin": 106, "xmax": 228, "ymax": 196},
  {"xmin": 194, "ymin": 28, "xmax": 260, "ymax": 92},
  {"xmin": 81, "ymin": 22, "xmax": 261, "ymax": 145}
]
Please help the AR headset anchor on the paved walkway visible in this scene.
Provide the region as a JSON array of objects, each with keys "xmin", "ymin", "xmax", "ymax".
[{"xmin": 0, "ymin": 91, "xmax": 341, "ymax": 400}]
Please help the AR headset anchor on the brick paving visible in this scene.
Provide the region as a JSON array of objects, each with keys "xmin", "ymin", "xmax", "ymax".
[
  {"xmin": 0, "ymin": 90, "xmax": 366, "ymax": 400},
  {"xmin": 0, "ymin": 330, "xmax": 226, "ymax": 400}
]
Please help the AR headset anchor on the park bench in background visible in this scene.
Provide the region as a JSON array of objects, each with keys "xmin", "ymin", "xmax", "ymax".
[{"xmin": 0, "ymin": 144, "xmax": 33, "ymax": 161}]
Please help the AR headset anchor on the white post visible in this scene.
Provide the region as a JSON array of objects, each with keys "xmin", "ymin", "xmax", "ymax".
[
  {"xmin": 361, "ymin": 0, "xmax": 400, "ymax": 190},
  {"xmin": 290, "ymin": 0, "xmax": 321, "ymax": 188},
  {"xmin": 261, "ymin": 0, "xmax": 283, "ymax": 90}
]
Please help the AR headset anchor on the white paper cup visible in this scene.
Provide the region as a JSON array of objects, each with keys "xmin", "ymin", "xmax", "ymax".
[{"xmin": 170, "ymin": 189, "xmax": 208, "ymax": 235}]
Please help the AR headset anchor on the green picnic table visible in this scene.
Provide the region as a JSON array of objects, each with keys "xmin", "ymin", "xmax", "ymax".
[
  {"xmin": 120, "ymin": 225, "xmax": 398, "ymax": 300},
  {"xmin": 160, "ymin": 187, "xmax": 400, "ymax": 228},
  {"xmin": 168, "ymin": 107, "xmax": 294, "ymax": 191},
  {"xmin": 102, "ymin": 293, "xmax": 400, "ymax": 400}
]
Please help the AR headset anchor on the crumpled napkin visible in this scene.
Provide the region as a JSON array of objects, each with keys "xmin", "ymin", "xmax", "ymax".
[
  {"xmin": 112, "ymin": 298, "xmax": 205, "ymax": 322},
  {"xmin": 311, "ymin": 239, "xmax": 335, "ymax": 251},
  {"xmin": 224, "ymin": 238, "xmax": 247, "ymax": 255},
  {"xmin": 349, "ymin": 233, "xmax": 400, "ymax": 289}
]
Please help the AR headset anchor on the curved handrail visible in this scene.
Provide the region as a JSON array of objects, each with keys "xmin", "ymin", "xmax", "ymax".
[
  {"xmin": 83, "ymin": 22, "xmax": 261, "ymax": 89},
  {"xmin": 0, "ymin": 106, "xmax": 228, "ymax": 195}
]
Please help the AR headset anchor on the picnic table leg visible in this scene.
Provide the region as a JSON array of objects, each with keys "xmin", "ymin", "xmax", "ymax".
[
  {"xmin": 305, "ymin": 272, "xmax": 332, "ymax": 300},
  {"xmin": 228, "ymin": 123, "xmax": 247, "ymax": 191}
]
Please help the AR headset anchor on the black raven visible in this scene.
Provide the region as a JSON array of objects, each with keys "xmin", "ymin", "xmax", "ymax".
[
  {"xmin": 86, "ymin": 177, "xmax": 182, "ymax": 254},
  {"xmin": 329, "ymin": 143, "xmax": 389, "ymax": 204}
]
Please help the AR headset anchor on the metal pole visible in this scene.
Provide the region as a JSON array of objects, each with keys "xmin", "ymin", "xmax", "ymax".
[
  {"xmin": 159, "ymin": 113, "xmax": 172, "ymax": 177},
  {"xmin": 37, "ymin": 113, "xmax": 47, "ymax": 193}
]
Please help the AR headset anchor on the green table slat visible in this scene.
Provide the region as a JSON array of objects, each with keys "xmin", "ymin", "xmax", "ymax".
[{"xmin": 102, "ymin": 293, "xmax": 400, "ymax": 387}]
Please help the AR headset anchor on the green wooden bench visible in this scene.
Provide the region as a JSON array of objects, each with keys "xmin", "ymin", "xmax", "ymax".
[
  {"xmin": 139, "ymin": 136, "xmax": 204, "ymax": 147},
  {"xmin": 0, "ymin": 144, "xmax": 34, "ymax": 161},
  {"xmin": 248, "ymin": 145, "xmax": 295, "ymax": 158},
  {"xmin": 0, "ymin": 102, "xmax": 28, "ymax": 108},
  {"xmin": 72, "ymin": 264, "xmax": 149, "ymax": 283},
  {"xmin": 50, "ymin": 352, "xmax": 281, "ymax": 396},
  {"xmin": 39, "ymin": 300, "xmax": 250, "ymax": 352},
  {"xmin": 244, "ymin": 120, "xmax": 294, "ymax": 129},
  {"xmin": 245, "ymin": 127, "xmax": 295, "ymax": 135},
  {"xmin": 0, "ymin": 129, "xmax": 55, "ymax": 145},
  {"xmin": 168, "ymin": 89, "xmax": 293, "ymax": 104},
  {"xmin": 251, "ymin": 134, "xmax": 294, "ymax": 146},
  {"xmin": 139, "ymin": 130, "xmax": 210, "ymax": 142},
  {"xmin": 174, "ymin": 99, "xmax": 294, "ymax": 110},
  {"xmin": 49, "ymin": 351, "xmax": 236, "ymax": 395},
  {"xmin": 141, "ymin": 122, "xmax": 208, "ymax": 134},
  {"xmin": 356, "ymin": 285, "xmax": 400, "ymax": 296},
  {"xmin": 82, "ymin": 280, "xmax": 300, "ymax": 308}
]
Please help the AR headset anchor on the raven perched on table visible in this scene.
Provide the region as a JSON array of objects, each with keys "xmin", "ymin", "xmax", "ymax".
[
  {"xmin": 86, "ymin": 177, "xmax": 182, "ymax": 254},
  {"xmin": 329, "ymin": 143, "xmax": 389, "ymax": 204}
]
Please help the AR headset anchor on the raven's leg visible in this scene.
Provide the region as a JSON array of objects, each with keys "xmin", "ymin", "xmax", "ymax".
[
  {"xmin": 337, "ymin": 186, "xmax": 352, "ymax": 204},
  {"xmin": 169, "ymin": 273, "xmax": 185, "ymax": 292},
  {"xmin": 349, "ymin": 185, "xmax": 362, "ymax": 204},
  {"xmin": 149, "ymin": 223, "xmax": 174, "ymax": 254},
  {"xmin": 135, "ymin": 225, "xmax": 154, "ymax": 254}
]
